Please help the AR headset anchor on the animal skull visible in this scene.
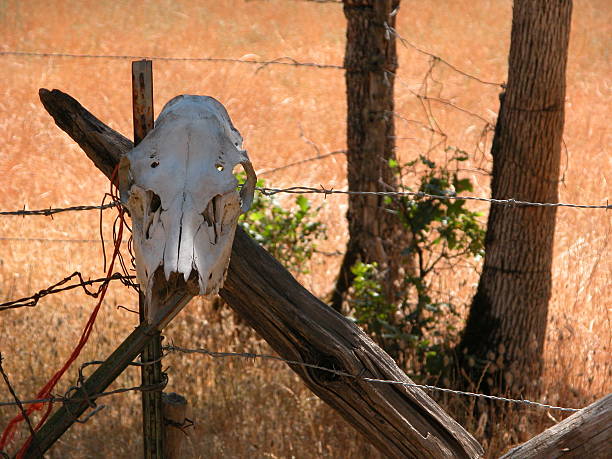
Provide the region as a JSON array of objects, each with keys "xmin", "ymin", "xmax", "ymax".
[{"xmin": 119, "ymin": 95, "xmax": 256, "ymax": 322}]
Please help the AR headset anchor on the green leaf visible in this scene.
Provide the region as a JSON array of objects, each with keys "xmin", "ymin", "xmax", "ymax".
[{"xmin": 296, "ymin": 195, "xmax": 310, "ymax": 212}]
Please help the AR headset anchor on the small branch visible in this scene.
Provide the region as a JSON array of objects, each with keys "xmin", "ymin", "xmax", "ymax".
[{"xmin": 0, "ymin": 354, "xmax": 40, "ymax": 456}]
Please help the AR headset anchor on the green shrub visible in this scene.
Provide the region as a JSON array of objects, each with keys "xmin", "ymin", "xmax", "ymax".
[
  {"xmin": 348, "ymin": 150, "xmax": 485, "ymax": 378},
  {"xmin": 238, "ymin": 174, "xmax": 327, "ymax": 274}
]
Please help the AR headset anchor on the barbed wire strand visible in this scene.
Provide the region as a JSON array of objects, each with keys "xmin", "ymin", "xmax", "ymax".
[
  {"xmin": 1, "ymin": 189, "xmax": 609, "ymax": 218},
  {"xmin": 162, "ymin": 344, "xmax": 580, "ymax": 412},
  {"xmin": 0, "ymin": 202, "xmax": 118, "ymax": 216},
  {"xmin": 256, "ymin": 187, "xmax": 611, "ymax": 209},
  {"xmin": 0, "ymin": 347, "xmax": 581, "ymax": 413},
  {"xmin": 2, "ymin": 32, "xmax": 499, "ymax": 87},
  {"xmin": 0, "ymin": 272, "xmax": 136, "ymax": 312},
  {"xmin": 0, "ymin": 51, "xmax": 343, "ymax": 70},
  {"xmin": 0, "ymin": 381, "xmax": 166, "ymax": 409}
]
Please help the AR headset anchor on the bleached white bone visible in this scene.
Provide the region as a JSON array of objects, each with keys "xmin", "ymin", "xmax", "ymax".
[{"xmin": 119, "ymin": 95, "xmax": 256, "ymax": 322}]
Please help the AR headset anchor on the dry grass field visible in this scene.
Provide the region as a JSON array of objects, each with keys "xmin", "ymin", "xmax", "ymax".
[{"xmin": 0, "ymin": 0, "xmax": 610, "ymax": 457}]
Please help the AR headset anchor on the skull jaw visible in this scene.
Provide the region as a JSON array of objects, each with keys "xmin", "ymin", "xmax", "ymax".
[{"xmin": 144, "ymin": 268, "xmax": 200, "ymax": 326}]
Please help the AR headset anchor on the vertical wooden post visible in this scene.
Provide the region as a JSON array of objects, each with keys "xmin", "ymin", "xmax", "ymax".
[
  {"xmin": 162, "ymin": 392, "xmax": 191, "ymax": 459},
  {"xmin": 132, "ymin": 59, "xmax": 154, "ymax": 145},
  {"xmin": 132, "ymin": 59, "xmax": 165, "ymax": 459}
]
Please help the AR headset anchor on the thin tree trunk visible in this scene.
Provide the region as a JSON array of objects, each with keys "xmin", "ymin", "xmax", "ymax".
[
  {"xmin": 333, "ymin": 0, "xmax": 409, "ymax": 313},
  {"xmin": 458, "ymin": 0, "xmax": 573, "ymax": 397}
]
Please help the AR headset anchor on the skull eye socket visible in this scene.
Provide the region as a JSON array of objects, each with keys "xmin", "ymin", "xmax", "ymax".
[{"xmin": 216, "ymin": 163, "xmax": 224, "ymax": 172}]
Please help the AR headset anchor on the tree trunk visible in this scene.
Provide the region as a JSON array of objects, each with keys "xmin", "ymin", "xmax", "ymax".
[
  {"xmin": 458, "ymin": 0, "xmax": 572, "ymax": 397},
  {"xmin": 333, "ymin": 0, "xmax": 409, "ymax": 313}
]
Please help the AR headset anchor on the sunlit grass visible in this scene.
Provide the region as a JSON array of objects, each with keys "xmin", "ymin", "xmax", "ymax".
[{"xmin": 0, "ymin": 0, "xmax": 609, "ymax": 457}]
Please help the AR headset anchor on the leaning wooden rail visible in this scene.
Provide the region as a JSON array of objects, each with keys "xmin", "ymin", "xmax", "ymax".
[
  {"xmin": 501, "ymin": 394, "xmax": 611, "ymax": 458},
  {"xmin": 24, "ymin": 88, "xmax": 483, "ymax": 458}
]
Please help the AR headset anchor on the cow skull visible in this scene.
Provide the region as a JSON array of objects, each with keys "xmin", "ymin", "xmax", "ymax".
[{"xmin": 119, "ymin": 95, "xmax": 256, "ymax": 322}]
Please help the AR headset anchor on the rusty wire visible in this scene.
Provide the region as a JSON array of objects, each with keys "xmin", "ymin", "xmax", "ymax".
[
  {"xmin": 0, "ymin": 272, "xmax": 136, "ymax": 312},
  {"xmin": 0, "ymin": 202, "xmax": 119, "ymax": 216}
]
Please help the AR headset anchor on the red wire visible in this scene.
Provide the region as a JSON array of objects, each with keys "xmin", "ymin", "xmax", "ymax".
[{"xmin": 0, "ymin": 166, "xmax": 126, "ymax": 456}]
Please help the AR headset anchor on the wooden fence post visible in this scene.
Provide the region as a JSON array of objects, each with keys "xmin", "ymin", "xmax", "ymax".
[
  {"xmin": 132, "ymin": 59, "xmax": 165, "ymax": 459},
  {"xmin": 162, "ymin": 393, "xmax": 191, "ymax": 459}
]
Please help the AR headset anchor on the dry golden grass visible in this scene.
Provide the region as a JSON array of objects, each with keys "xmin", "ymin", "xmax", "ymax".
[{"xmin": 0, "ymin": 0, "xmax": 610, "ymax": 457}]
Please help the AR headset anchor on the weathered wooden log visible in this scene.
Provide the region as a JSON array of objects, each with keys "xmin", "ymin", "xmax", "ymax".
[
  {"xmin": 501, "ymin": 394, "xmax": 611, "ymax": 458},
  {"xmin": 34, "ymin": 88, "xmax": 483, "ymax": 458}
]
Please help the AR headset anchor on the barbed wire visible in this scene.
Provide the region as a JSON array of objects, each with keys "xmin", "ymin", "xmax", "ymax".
[
  {"xmin": 1, "ymin": 188, "xmax": 609, "ymax": 217},
  {"xmin": 256, "ymin": 187, "xmax": 611, "ymax": 209},
  {"xmin": 0, "ymin": 272, "xmax": 136, "ymax": 311},
  {"xmin": 1, "ymin": 27, "xmax": 503, "ymax": 89},
  {"xmin": 165, "ymin": 344, "xmax": 582, "ymax": 412},
  {"xmin": 0, "ymin": 380, "xmax": 166, "ymax": 409},
  {"xmin": 0, "ymin": 202, "xmax": 119, "ymax": 216},
  {"xmin": 162, "ymin": 344, "xmax": 580, "ymax": 412},
  {"xmin": 0, "ymin": 237, "xmax": 126, "ymax": 244},
  {"xmin": 0, "ymin": 346, "xmax": 582, "ymax": 412},
  {"xmin": 0, "ymin": 51, "xmax": 343, "ymax": 70}
]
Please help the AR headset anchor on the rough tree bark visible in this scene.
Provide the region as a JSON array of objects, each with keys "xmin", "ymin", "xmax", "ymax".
[
  {"xmin": 458, "ymin": 0, "xmax": 573, "ymax": 396},
  {"xmin": 332, "ymin": 0, "xmax": 410, "ymax": 312}
]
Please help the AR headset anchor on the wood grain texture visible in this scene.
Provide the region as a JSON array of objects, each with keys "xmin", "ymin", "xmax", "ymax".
[
  {"xmin": 131, "ymin": 59, "xmax": 154, "ymax": 146},
  {"xmin": 501, "ymin": 394, "xmax": 611, "ymax": 458},
  {"xmin": 35, "ymin": 88, "xmax": 483, "ymax": 458}
]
